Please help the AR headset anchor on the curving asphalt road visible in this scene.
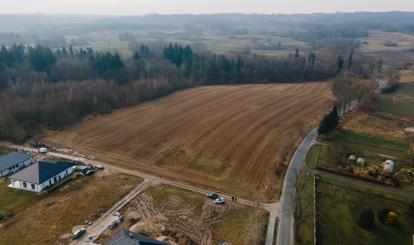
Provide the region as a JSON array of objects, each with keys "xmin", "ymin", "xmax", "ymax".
[{"xmin": 276, "ymin": 128, "xmax": 318, "ymax": 245}]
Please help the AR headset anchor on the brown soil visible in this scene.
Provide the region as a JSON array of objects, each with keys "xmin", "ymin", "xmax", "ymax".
[{"xmin": 46, "ymin": 83, "xmax": 332, "ymax": 201}]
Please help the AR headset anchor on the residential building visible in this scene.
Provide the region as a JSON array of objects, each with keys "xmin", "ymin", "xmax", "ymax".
[
  {"xmin": 0, "ymin": 152, "xmax": 33, "ymax": 177},
  {"xmin": 105, "ymin": 229, "xmax": 168, "ymax": 245},
  {"xmin": 8, "ymin": 161, "xmax": 74, "ymax": 192}
]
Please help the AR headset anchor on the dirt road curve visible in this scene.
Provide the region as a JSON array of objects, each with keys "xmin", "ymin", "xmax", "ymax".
[{"xmin": 1, "ymin": 143, "xmax": 281, "ymax": 244}]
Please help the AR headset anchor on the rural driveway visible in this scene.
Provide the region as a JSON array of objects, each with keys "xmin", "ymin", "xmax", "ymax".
[
  {"xmin": 276, "ymin": 127, "xmax": 318, "ymax": 245},
  {"xmin": 1, "ymin": 142, "xmax": 281, "ymax": 244},
  {"xmin": 73, "ymin": 179, "xmax": 154, "ymax": 245}
]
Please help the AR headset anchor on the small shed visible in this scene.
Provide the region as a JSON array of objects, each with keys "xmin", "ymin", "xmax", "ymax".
[
  {"xmin": 356, "ymin": 157, "xmax": 366, "ymax": 166},
  {"xmin": 349, "ymin": 155, "xmax": 357, "ymax": 162},
  {"xmin": 383, "ymin": 160, "xmax": 395, "ymax": 173}
]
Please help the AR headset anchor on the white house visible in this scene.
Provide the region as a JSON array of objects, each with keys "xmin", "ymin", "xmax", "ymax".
[
  {"xmin": 0, "ymin": 152, "xmax": 33, "ymax": 177},
  {"xmin": 8, "ymin": 161, "xmax": 74, "ymax": 193}
]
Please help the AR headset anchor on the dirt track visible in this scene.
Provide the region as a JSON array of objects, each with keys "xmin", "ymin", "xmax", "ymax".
[{"xmin": 47, "ymin": 83, "xmax": 332, "ymax": 201}]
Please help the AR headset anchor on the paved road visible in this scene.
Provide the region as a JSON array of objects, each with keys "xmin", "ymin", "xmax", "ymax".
[
  {"xmin": 276, "ymin": 128, "xmax": 318, "ymax": 245},
  {"xmin": 2, "ymin": 142, "xmax": 281, "ymax": 244}
]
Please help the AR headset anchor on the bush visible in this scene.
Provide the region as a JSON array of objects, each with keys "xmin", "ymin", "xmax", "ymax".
[
  {"xmin": 406, "ymin": 202, "xmax": 414, "ymax": 223},
  {"xmin": 358, "ymin": 206, "xmax": 375, "ymax": 230},
  {"xmin": 377, "ymin": 208, "xmax": 392, "ymax": 224}
]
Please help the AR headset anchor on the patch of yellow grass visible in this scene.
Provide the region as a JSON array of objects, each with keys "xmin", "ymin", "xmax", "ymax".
[
  {"xmin": 341, "ymin": 111, "xmax": 406, "ymax": 139},
  {"xmin": 360, "ymin": 30, "xmax": 414, "ymax": 53}
]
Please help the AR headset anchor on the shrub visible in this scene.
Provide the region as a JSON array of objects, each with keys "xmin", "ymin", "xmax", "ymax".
[
  {"xmin": 406, "ymin": 202, "xmax": 414, "ymax": 223},
  {"xmin": 385, "ymin": 211, "xmax": 397, "ymax": 225},
  {"xmin": 377, "ymin": 208, "xmax": 392, "ymax": 224},
  {"xmin": 358, "ymin": 206, "xmax": 375, "ymax": 230}
]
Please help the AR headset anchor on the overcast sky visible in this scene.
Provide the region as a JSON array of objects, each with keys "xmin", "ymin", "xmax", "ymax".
[{"xmin": 2, "ymin": 0, "xmax": 414, "ymax": 15}]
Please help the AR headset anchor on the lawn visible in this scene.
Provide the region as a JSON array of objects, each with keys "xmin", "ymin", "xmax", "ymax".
[
  {"xmin": 341, "ymin": 111, "xmax": 406, "ymax": 140},
  {"xmin": 0, "ymin": 173, "xmax": 141, "ymax": 245},
  {"xmin": 212, "ymin": 207, "xmax": 269, "ymax": 245},
  {"xmin": 296, "ymin": 172, "xmax": 315, "ymax": 245},
  {"xmin": 306, "ymin": 144, "xmax": 322, "ymax": 169},
  {"xmin": 328, "ymin": 128, "xmax": 410, "ymax": 159},
  {"xmin": 0, "ymin": 179, "xmax": 41, "ymax": 217},
  {"xmin": 375, "ymin": 83, "xmax": 414, "ymax": 117},
  {"xmin": 317, "ymin": 177, "xmax": 414, "ymax": 245}
]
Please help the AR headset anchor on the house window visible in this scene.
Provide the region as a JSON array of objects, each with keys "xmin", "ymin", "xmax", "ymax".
[
  {"xmin": 23, "ymin": 182, "xmax": 27, "ymax": 188},
  {"xmin": 31, "ymin": 184, "xmax": 35, "ymax": 190},
  {"xmin": 49, "ymin": 180, "xmax": 52, "ymax": 186},
  {"xmin": 54, "ymin": 177, "xmax": 57, "ymax": 182}
]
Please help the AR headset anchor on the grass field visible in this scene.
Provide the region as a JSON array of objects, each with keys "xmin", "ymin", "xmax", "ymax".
[
  {"xmin": 375, "ymin": 83, "xmax": 414, "ymax": 117},
  {"xmin": 341, "ymin": 111, "xmax": 406, "ymax": 140},
  {"xmin": 318, "ymin": 177, "xmax": 414, "ymax": 245},
  {"xmin": 0, "ymin": 174, "xmax": 141, "ymax": 245},
  {"xmin": 328, "ymin": 128, "xmax": 410, "ymax": 159},
  {"xmin": 72, "ymin": 31, "xmax": 309, "ymax": 57},
  {"xmin": 46, "ymin": 83, "xmax": 332, "ymax": 201},
  {"xmin": 0, "ymin": 179, "xmax": 41, "ymax": 217},
  {"xmin": 296, "ymin": 173, "xmax": 315, "ymax": 245},
  {"xmin": 360, "ymin": 30, "xmax": 414, "ymax": 53},
  {"xmin": 400, "ymin": 66, "xmax": 414, "ymax": 84}
]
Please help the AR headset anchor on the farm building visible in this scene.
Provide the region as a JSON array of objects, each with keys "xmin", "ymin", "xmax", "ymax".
[
  {"xmin": 0, "ymin": 152, "xmax": 33, "ymax": 177},
  {"xmin": 105, "ymin": 229, "xmax": 168, "ymax": 245},
  {"xmin": 382, "ymin": 160, "xmax": 395, "ymax": 174},
  {"xmin": 8, "ymin": 161, "xmax": 74, "ymax": 193}
]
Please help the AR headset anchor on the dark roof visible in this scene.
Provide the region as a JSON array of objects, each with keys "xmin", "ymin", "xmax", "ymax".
[
  {"xmin": 0, "ymin": 152, "xmax": 33, "ymax": 172},
  {"xmin": 106, "ymin": 230, "xmax": 168, "ymax": 245},
  {"xmin": 9, "ymin": 161, "xmax": 73, "ymax": 184}
]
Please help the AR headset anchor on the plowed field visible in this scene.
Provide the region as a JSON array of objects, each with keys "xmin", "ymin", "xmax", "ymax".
[{"xmin": 47, "ymin": 83, "xmax": 332, "ymax": 201}]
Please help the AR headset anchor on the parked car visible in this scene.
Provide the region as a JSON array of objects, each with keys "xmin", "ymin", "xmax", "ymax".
[
  {"xmin": 72, "ymin": 228, "xmax": 86, "ymax": 239},
  {"xmin": 214, "ymin": 197, "xmax": 225, "ymax": 205},
  {"xmin": 206, "ymin": 192, "xmax": 219, "ymax": 200},
  {"xmin": 95, "ymin": 164, "xmax": 105, "ymax": 169},
  {"xmin": 38, "ymin": 147, "xmax": 48, "ymax": 154},
  {"xmin": 85, "ymin": 169, "xmax": 95, "ymax": 176},
  {"xmin": 73, "ymin": 159, "xmax": 82, "ymax": 164}
]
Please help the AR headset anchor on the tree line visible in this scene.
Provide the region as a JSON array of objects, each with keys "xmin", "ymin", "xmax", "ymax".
[{"xmin": 0, "ymin": 43, "xmax": 376, "ymax": 142}]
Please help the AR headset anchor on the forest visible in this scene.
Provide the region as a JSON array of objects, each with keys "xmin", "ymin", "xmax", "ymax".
[{"xmin": 0, "ymin": 42, "xmax": 378, "ymax": 142}]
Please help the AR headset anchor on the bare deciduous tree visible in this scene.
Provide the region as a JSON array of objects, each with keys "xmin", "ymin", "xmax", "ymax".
[{"xmin": 286, "ymin": 168, "xmax": 314, "ymax": 240}]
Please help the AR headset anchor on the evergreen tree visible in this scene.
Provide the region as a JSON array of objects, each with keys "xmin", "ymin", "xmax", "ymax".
[
  {"xmin": 318, "ymin": 106, "xmax": 339, "ymax": 135},
  {"xmin": 347, "ymin": 48, "xmax": 354, "ymax": 70},
  {"xmin": 294, "ymin": 48, "xmax": 300, "ymax": 58},
  {"xmin": 358, "ymin": 206, "xmax": 375, "ymax": 230},
  {"xmin": 406, "ymin": 202, "xmax": 414, "ymax": 222},
  {"xmin": 336, "ymin": 55, "xmax": 344, "ymax": 73},
  {"xmin": 133, "ymin": 51, "xmax": 140, "ymax": 61},
  {"xmin": 28, "ymin": 45, "xmax": 56, "ymax": 72}
]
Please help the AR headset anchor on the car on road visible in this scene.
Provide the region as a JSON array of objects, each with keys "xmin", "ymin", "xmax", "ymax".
[
  {"xmin": 214, "ymin": 197, "xmax": 225, "ymax": 205},
  {"xmin": 206, "ymin": 192, "xmax": 219, "ymax": 200},
  {"xmin": 72, "ymin": 228, "xmax": 86, "ymax": 239},
  {"xmin": 95, "ymin": 163, "xmax": 105, "ymax": 169}
]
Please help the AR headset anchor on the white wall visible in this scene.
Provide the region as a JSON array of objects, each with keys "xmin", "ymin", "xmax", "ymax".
[
  {"xmin": 9, "ymin": 167, "xmax": 74, "ymax": 193},
  {"xmin": 0, "ymin": 157, "xmax": 33, "ymax": 177}
]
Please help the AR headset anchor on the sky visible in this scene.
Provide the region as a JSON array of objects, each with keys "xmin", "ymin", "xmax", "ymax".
[{"xmin": 1, "ymin": 0, "xmax": 414, "ymax": 15}]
